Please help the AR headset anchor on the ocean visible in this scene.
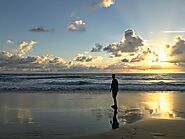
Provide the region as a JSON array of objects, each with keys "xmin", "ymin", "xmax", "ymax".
[
  {"xmin": 0, "ymin": 73, "xmax": 185, "ymax": 91},
  {"xmin": 1, "ymin": 73, "xmax": 185, "ymax": 138}
]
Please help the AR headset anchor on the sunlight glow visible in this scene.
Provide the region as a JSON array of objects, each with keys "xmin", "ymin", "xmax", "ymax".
[
  {"xmin": 149, "ymin": 54, "xmax": 158, "ymax": 62},
  {"xmin": 158, "ymin": 52, "xmax": 168, "ymax": 62},
  {"xmin": 144, "ymin": 93, "xmax": 175, "ymax": 119}
]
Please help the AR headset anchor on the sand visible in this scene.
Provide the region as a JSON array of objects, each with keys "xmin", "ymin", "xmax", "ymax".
[
  {"xmin": 1, "ymin": 91, "xmax": 185, "ymax": 139},
  {"xmin": 65, "ymin": 118, "xmax": 185, "ymax": 139}
]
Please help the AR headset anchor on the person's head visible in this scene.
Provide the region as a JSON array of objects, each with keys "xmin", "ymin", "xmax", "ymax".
[{"xmin": 112, "ymin": 74, "xmax": 115, "ymax": 79}]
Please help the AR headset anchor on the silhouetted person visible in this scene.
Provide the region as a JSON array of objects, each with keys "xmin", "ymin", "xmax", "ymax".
[
  {"xmin": 110, "ymin": 74, "xmax": 118, "ymax": 109},
  {"xmin": 110, "ymin": 107, "xmax": 119, "ymax": 129}
]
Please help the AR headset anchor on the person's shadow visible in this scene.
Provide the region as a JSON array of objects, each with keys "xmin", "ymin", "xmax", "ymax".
[{"xmin": 110, "ymin": 107, "xmax": 119, "ymax": 129}]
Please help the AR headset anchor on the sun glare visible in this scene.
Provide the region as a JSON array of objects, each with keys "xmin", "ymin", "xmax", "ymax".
[
  {"xmin": 144, "ymin": 93, "xmax": 175, "ymax": 119},
  {"xmin": 158, "ymin": 52, "xmax": 168, "ymax": 62},
  {"xmin": 149, "ymin": 55, "xmax": 158, "ymax": 62}
]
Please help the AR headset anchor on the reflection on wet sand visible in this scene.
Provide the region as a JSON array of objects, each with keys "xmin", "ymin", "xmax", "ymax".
[
  {"xmin": 17, "ymin": 108, "xmax": 33, "ymax": 124},
  {"xmin": 0, "ymin": 92, "xmax": 184, "ymax": 138},
  {"xmin": 1, "ymin": 106, "xmax": 33, "ymax": 124},
  {"xmin": 110, "ymin": 107, "xmax": 119, "ymax": 129},
  {"xmin": 143, "ymin": 93, "xmax": 175, "ymax": 118}
]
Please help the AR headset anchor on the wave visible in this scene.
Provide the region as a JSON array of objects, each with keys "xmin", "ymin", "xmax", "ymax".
[
  {"xmin": 1, "ymin": 82, "xmax": 185, "ymax": 91},
  {"xmin": 44, "ymin": 81, "xmax": 93, "ymax": 85},
  {"xmin": 1, "ymin": 73, "xmax": 185, "ymax": 83},
  {"xmin": 1, "ymin": 73, "xmax": 185, "ymax": 92}
]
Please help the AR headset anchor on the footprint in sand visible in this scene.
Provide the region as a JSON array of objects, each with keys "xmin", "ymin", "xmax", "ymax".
[{"xmin": 152, "ymin": 132, "xmax": 166, "ymax": 138}]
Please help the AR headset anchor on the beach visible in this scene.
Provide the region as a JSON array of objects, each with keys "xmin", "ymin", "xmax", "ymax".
[
  {"xmin": 0, "ymin": 91, "xmax": 185, "ymax": 139},
  {"xmin": 1, "ymin": 0, "xmax": 185, "ymax": 138},
  {"xmin": 68, "ymin": 118, "xmax": 185, "ymax": 139}
]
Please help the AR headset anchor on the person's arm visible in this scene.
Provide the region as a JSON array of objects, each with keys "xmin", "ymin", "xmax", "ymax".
[
  {"xmin": 116, "ymin": 80, "xmax": 119, "ymax": 91},
  {"xmin": 110, "ymin": 81, "xmax": 112, "ymax": 92}
]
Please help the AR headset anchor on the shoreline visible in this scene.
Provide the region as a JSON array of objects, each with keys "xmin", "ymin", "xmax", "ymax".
[{"xmin": 0, "ymin": 90, "xmax": 180, "ymax": 93}]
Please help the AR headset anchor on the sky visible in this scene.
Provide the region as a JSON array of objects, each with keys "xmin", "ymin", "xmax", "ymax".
[{"xmin": 1, "ymin": 0, "xmax": 185, "ymax": 73}]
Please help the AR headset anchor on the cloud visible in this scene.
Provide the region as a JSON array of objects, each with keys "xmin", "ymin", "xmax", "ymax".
[
  {"xmin": 101, "ymin": 0, "xmax": 115, "ymax": 7},
  {"xmin": 33, "ymin": 55, "xmax": 66, "ymax": 64},
  {"xmin": 0, "ymin": 50, "xmax": 68, "ymax": 72},
  {"xmin": 121, "ymin": 58, "xmax": 129, "ymax": 62},
  {"xmin": 67, "ymin": 64, "xmax": 101, "ymax": 72},
  {"xmin": 90, "ymin": 0, "xmax": 115, "ymax": 8},
  {"xmin": 4, "ymin": 40, "xmax": 37, "ymax": 57},
  {"xmin": 91, "ymin": 43, "xmax": 103, "ymax": 52},
  {"xmin": 6, "ymin": 40, "xmax": 14, "ymax": 45},
  {"xmin": 16, "ymin": 41, "xmax": 37, "ymax": 57},
  {"xmin": 0, "ymin": 51, "xmax": 13, "ymax": 60},
  {"xmin": 5, "ymin": 40, "xmax": 17, "ymax": 49},
  {"xmin": 68, "ymin": 19, "xmax": 86, "ymax": 32},
  {"xmin": 170, "ymin": 37, "xmax": 185, "ymax": 55},
  {"xmin": 121, "ymin": 29, "xmax": 144, "ymax": 52},
  {"xmin": 103, "ymin": 43, "xmax": 122, "ymax": 57},
  {"xmin": 103, "ymin": 29, "xmax": 144, "ymax": 57},
  {"xmin": 163, "ymin": 30, "xmax": 185, "ymax": 34},
  {"xmin": 74, "ymin": 54, "xmax": 98, "ymax": 62},
  {"xmin": 130, "ymin": 48, "xmax": 158, "ymax": 63},
  {"xmin": 29, "ymin": 26, "xmax": 54, "ymax": 32},
  {"xmin": 168, "ymin": 37, "xmax": 185, "ymax": 63},
  {"xmin": 0, "ymin": 40, "xmax": 105, "ymax": 72},
  {"xmin": 4, "ymin": 31, "xmax": 185, "ymax": 72}
]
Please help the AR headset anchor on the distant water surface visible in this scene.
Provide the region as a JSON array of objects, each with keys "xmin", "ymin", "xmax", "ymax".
[{"xmin": 1, "ymin": 73, "xmax": 185, "ymax": 91}]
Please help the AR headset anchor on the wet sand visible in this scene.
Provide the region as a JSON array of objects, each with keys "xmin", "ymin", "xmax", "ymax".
[
  {"xmin": 67, "ymin": 118, "xmax": 185, "ymax": 139},
  {"xmin": 0, "ymin": 91, "xmax": 185, "ymax": 139}
]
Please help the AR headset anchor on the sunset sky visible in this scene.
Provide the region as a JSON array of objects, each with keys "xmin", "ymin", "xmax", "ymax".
[{"xmin": 1, "ymin": 0, "xmax": 185, "ymax": 72}]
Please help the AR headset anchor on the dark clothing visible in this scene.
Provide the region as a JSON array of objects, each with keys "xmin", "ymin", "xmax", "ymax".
[{"xmin": 111, "ymin": 79, "xmax": 118, "ymax": 98}]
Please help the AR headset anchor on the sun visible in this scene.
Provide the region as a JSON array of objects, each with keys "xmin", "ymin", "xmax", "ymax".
[
  {"xmin": 158, "ymin": 52, "xmax": 168, "ymax": 62},
  {"xmin": 149, "ymin": 54, "xmax": 158, "ymax": 62}
]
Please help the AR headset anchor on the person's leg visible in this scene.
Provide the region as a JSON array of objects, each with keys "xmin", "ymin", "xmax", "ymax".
[{"xmin": 113, "ymin": 97, "xmax": 117, "ymax": 106}]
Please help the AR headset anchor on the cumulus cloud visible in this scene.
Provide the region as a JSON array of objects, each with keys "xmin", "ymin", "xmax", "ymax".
[
  {"xmin": 0, "ymin": 40, "xmax": 69, "ymax": 72},
  {"xmin": 90, "ymin": 0, "xmax": 115, "ymax": 8},
  {"xmin": 170, "ymin": 37, "xmax": 185, "ymax": 55},
  {"xmin": 101, "ymin": 0, "xmax": 115, "ymax": 7},
  {"xmin": 168, "ymin": 37, "xmax": 185, "ymax": 63},
  {"xmin": 121, "ymin": 29, "xmax": 144, "ymax": 52},
  {"xmin": 0, "ymin": 50, "xmax": 68, "ymax": 72},
  {"xmin": 103, "ymin": 29, "xmax": 144, "ymax": 57},
  {"xmin": 103, "ymin": 43, "xmax": 122, "ymax": 57},
  {"xmin": 0, "ymin": 40, "xmax": 105, "ymax": 72},
  {"xmin": 16, "ymin": 41, "xmax": 37, "ymax": 57},
  {"xmin": 68, "ymin": 19, "xmax": 86, "ymax": 32},
  {"xmin": 6, "ymin": 40, "xmax": 14, "ymax": 45},
  {"xmin": 33, "ymin": 55, "xmax": 66, "ymax": 64},
  {"xmin": 121, "ymin": 58, "xmax": 129, "ymax": 62},
  {"xmin": 4, "ymin": 40, "xmax": 37, "ymax": 57},
  {"xmin": 130, "ymin": 48, "xmax": 158, "ymax": 63},
  {"xmin": 74, "ymin": 54, "xmax": 98, "ymax": 62},
  {"xmin": 91, "ymin": 43, "xmax": 103, "ymax": 52},
  {"xmin": 29, "ymin": 26, "xmax": 54, "ymax": 32}
]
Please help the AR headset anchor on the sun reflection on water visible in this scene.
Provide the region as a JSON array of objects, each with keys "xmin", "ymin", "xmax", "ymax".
[{"xmin": 144, "ymin": 93, "xmax": 175, "ymax": 119}]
